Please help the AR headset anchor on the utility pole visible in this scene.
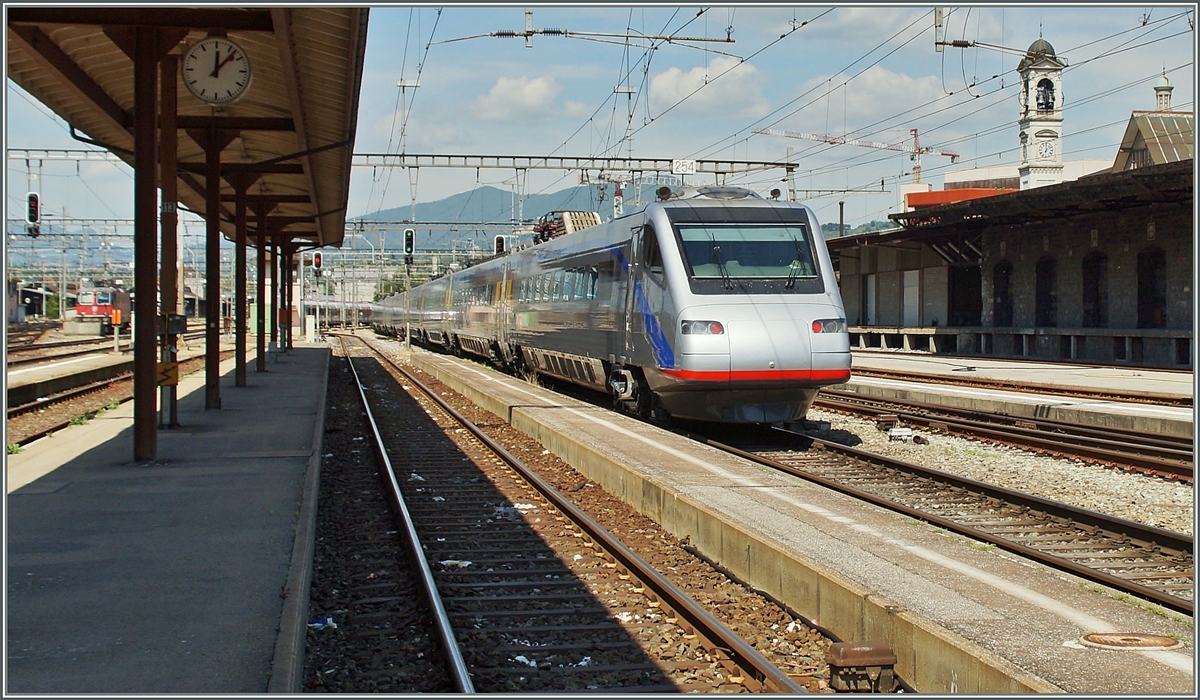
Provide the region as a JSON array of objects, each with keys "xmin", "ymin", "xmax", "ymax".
[
  {"xmin": 59, "ymin": 229, "xmax": 66, "ymax": 322},
  {"xmin": 787, "ymin": 147, "xmax": 796, "ymax": 201}
]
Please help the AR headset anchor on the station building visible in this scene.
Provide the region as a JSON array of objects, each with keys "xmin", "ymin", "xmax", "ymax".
[{"xmin": 830, "ymin": 40, "xmax": 1193, "ymax": 369}]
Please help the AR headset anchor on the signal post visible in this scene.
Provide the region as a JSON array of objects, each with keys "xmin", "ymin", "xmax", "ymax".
[{"xmin": 404, "ymin": 228, "xmax": 414, "ymax": 350}]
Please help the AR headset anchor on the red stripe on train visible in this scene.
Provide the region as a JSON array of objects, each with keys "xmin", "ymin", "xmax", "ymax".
[{"xmin": 660, "ymin": 368, "xmax": 851, "ymax": 382}]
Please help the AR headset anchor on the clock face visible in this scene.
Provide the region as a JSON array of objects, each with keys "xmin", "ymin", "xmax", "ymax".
[
  {"xmin": 1037, "ymin": 140, "xmax": 1054, "ymax": 159},
  {"xmin": 182, "ymin": 37, "xmax": 252, "ymax": 105}
]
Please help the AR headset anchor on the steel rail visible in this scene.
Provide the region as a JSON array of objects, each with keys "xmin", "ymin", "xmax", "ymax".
[
  {"xmin": 7, "ymin": 331, "xmax": 206, "ymax": 368},
  {"xmin": 340, "ymin": 338, "xmax": 475, "ymax": 693},
  {"xmin": 815, "ymin": 392, "xmax": 1193, "ymax": 480},
  {"xmin": 7, "ymin": 372, "xmax": 132, "ymax": 419},
  {"xmin": 8, "ymin": 352, "xmax": 225, "ymax": 446},
  {"xmin": 7, "ymin": 342, "xmax": 133, "ymax": 367},
  {"xmin": 820, "ymin": 389, "xmax": 1192, "ymax": 450},
  {"xmin": 702, "ymin": 433, "xmax": 1193, "ymax": 617},
  {"xmin": 362, "ymin": 336, "xmax": 806, "ymax": 694},
  {"xmin": 849, "ymin": 367, "xmax": 1193, "ymax": 408}
]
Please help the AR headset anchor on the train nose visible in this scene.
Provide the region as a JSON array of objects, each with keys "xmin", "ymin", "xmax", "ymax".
[
  {"xmin": 729, "ymin": 319, "xmax": 811, "ymax": 372},
  {"xmin": 727, "ymin": 306, "xmax": 814, "ymax": 373}
]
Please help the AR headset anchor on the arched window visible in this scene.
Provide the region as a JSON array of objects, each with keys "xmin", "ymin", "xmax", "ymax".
[
  {"xmin": 1036, "ymin": 78, "xmax": 1055, "ymax": 111},
  {"xmin": 1035, "ymin": 257, "xmax": 1057, "ymax": 327},
  {"xmin": 1137, "ymin": 247, "xmax": 1167, "ymax": 328},
  {"xmin": 992, "ymin": 261, "xmax": 1013, "ymax": 327},
  {"xmin": 1081, "ymin": 253, "xmax": 1108, "ymax": 328}
]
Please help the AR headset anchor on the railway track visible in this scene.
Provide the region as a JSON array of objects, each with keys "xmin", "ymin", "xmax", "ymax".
[
  {"xmin": 7, "ymin": 330, "xmax": 206, "ymax": 368},
  {"xmin": 814, "ymin": 390, "xmax": 1193, "ymax": 481},
  {"xmin": 6, "ymin": 321, "xmax": 60, "ymax": 346},
  {"xmin": 6, "ymin": 352, "xmax": 226, "ymax": 447},
  {"xmin": 695, "ymin": 426, "xmax": 1194, "ymax": 617},
  {"xmin": 849, "ymin": 367, "xmax": 1193, "ymax": 408},
  {"xmin": 328, "ymin": 335, "xmax": 813, "ymax": 693}
]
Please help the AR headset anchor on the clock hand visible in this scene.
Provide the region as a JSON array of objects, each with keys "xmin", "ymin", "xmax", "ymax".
[
  {"xmin": 215, "ymin": 52, "xmax": 237, "ymax": 76},
  {"xmin": 211, "ymin": 48, "xmax": 220, "ymax": 78}
]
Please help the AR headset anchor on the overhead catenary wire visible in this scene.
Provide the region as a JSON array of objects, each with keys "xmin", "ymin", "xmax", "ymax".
[
  {"xmin": 733, "ymin": 14, "xmax": 1194, "ymax": 215},
  {"xmin": 704, "ymin": 8, "xmax": 1190, "ymax": 205}
]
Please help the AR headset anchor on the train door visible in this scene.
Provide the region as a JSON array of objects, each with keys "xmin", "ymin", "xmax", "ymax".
[
  {"xmin": 622, "ymin": 223, "xmax": 643, "ymax": 360},
  {"xmin": 443, "ymin": 273, "xmax": 455, "ymax": 347},
  {"xmin": 497, "ymin": 261, "xmax": 511, "ymax": 361}
]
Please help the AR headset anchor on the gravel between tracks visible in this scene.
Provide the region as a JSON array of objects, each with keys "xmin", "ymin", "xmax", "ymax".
[{"xmin": 805, "ymin": 407, "xmax": 1194, "ymax": 536}]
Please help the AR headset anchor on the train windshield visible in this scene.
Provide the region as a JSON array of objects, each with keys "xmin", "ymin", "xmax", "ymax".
[
  {"xmin": 676, "ymin": 224, "xmax": 817, "ymax": 280},
  {"xmin": 78, "ymin": 292, "xmax": 95, "ymax": 305},
  {"xmin": 96, "ymin": 292, "xmax": 112, "ymax": 304}
]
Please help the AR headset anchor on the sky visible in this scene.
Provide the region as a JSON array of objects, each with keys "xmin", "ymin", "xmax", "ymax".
[{"xmin": 5, "ymin": 4, "xmax": 1196, "ymax": 251}]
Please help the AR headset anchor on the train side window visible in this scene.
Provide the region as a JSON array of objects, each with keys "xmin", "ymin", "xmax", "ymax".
[
  {"xmin": 587, "ymin": 267, "xmax": 599, "ymax": 299},
  {"xmin": 563, "ymin": 270, "xmax": 575, "ymax": 300},
  {"xmin": 643, "ymin": 225, "xmax": 663, "ymax": 275}
]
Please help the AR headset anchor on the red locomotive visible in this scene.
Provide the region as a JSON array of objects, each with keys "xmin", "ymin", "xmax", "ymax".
[{"xmin": 76, "ymin": 286, "xmax": 131, "ymax": 333}]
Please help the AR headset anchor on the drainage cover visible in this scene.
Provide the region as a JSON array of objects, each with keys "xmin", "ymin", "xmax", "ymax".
[{"xmin": 1079, "ymin": 633, "xmax": 1183, "ymax": 650}]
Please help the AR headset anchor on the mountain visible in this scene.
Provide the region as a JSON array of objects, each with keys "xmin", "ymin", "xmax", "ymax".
[{"xmin": 352, "ymin": 185, "xmax": 625, "ymax": 250}]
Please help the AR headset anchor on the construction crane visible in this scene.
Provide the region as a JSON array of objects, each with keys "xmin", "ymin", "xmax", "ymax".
[{"xmin": 754, "ymin": 127, "xmax": 959, "ymax": 184}]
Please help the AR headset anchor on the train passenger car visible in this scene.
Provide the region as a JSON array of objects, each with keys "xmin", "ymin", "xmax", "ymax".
[{"xmin": 374, "ymin": 186, "xmax": 851, "ymax": 424}]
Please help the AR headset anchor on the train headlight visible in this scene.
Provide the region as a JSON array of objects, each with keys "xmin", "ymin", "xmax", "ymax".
[
  {"xmin": 811, "ymin": 318, "xmax": 847, "ymax": 334},
  {"xmin": 681, "ymin": 320, "xmax": 725, "ymax": 335}
]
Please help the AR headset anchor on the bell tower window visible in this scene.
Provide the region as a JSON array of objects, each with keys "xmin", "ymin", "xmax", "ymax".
[{"xmin": 1036, "ymin": 79, "xmax": 1055, "ymax": 111}]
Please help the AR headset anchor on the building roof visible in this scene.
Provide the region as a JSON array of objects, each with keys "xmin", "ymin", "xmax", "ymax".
[
  {"xmin": 823, "ymin": 159, "xmax": 1192, "ymax": 260},
  {"xmin": 881, "ymin": 158, "xmax": 1191, "ymax": 234},
  {"xmin": 7, "ymin": 8, "xmax": 369, "ymax": 249},
  {"xmin": 1112, "ymin": 112, "xmax": 1194, "ymax": 172}
]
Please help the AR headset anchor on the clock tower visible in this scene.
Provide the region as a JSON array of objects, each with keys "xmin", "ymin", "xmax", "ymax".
[{"xmin": 1017, "ymin": 37, "xmax": 1066, "ymax": 190}]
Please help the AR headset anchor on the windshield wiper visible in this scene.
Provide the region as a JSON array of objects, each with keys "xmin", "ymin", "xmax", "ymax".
[
  {"xmin": 712, "ymin": 244, "xmax": 735, "ymax": 290},
  {"xmin": 785, "ymin": 238, "xmax": 806, "ymax": 289}
]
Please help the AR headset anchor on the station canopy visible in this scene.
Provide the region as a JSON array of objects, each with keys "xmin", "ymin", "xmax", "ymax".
[{"xmin": 7, "ymin": 7, "xmax": 368, "ymax": 248}]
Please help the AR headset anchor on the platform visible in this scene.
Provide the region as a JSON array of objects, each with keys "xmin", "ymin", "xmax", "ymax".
[
  {"xmin": 399, "ymin": 342, "xmax": 1194, "ymax": 695},
  {"xmin": 840, "ymin": 351, "xmax": 1194, "ymax": 438},
  {"xmin": 6, "ymin": 343, "xmax": 327, "ymax": 694}
]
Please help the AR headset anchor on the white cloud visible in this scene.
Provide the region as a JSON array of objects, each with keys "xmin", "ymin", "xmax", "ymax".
[
  {"xmin": 475, "ymin": 75, "xmax": 562, "ymax": 122},
  {"xmin": 563, "ymin": 100, "xmax": 592, "ymax": 118},
  {"xmin": 790, "ymin": 65, "xmax": 950, "ymax": 132},
  {"xmin": 649, "ymin": 55, "xmax": 769, "ymax": 120}
]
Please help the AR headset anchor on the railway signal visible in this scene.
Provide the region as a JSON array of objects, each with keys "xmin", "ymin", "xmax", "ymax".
[
  {"xmin": 494, "ymin": 234, "xmax": 505, "ymax": 255},
  {"xmin": 404, "ymin": 228, "xmax": 415, "ymax": 265},
  {"xmin": 25, "ymin": 191, "xmax": 41, "ymax": 236},
  {"xmin": 313, "ymin": 251, "xmax": 322, "ymax": 277},
  {"xmin": 25, "ymin": 191, "xmax": 40, "ymax": 224}
]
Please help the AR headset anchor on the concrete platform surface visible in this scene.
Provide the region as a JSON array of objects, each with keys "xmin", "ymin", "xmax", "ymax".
[
  {"xmin": 6, "ymin": 344, "xmax": 327, "ymax": 694},
  {"xmin": 398, "ymin": 342, "xmax": 1194, "ymax": 695}
]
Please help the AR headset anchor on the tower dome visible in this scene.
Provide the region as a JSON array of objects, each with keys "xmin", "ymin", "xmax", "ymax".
[
  {"xmin": 1155, "ymin": 72, "xmax": 1174, "ymax": 111},
  {"xmin": 1026, "ymin": 38, "xmax": 1056, "ymax": 57}
]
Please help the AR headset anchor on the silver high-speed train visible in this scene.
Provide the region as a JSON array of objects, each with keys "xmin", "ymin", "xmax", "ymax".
[{"xmin": 371, "ymin": 186, "xmax": 851, "ymax": 424}]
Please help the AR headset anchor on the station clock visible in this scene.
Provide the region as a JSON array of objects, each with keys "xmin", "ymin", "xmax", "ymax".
[{"xmin": 182, "ymin": 35, "xmax": 253, "ymax": 106}]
